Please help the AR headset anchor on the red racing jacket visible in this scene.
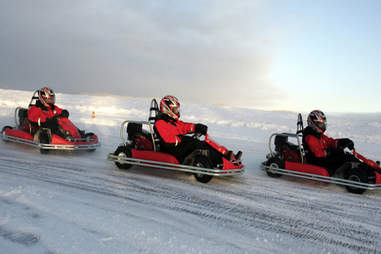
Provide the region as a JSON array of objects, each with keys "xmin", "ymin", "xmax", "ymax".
[
  {"xmin": 27, "ymin": 100, "xmax": 63, "ymax": 127},
  {"xmin": 154, "ymin": 115, "xmax": 195, "ymax": 146},
  {"xmin": 302, "ymin": 126, "xmax": 338, "ymax": 158}
]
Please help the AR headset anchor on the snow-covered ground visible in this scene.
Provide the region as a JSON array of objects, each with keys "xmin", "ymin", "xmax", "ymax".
[{"xmin": 0, "ymin": 88, "xmax": 380, "ymax": 254}]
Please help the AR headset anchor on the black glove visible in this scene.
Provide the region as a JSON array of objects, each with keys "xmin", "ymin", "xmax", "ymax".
[
  {"xmin": 60, "ymin": 109, "xmax": 69, "ymax": 118},
  {"xmin": 338, "ymin": 138, "xmax": 354, "ymax": 150},
  {"xmin": 195, "ymin": 123, "xmax": 208, "ymax": 135}
]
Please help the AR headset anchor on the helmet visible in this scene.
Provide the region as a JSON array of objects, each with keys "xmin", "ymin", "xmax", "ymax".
[
  {"xmin": 38, "ymin": 87, "xmax": 55, "ymax": 107},
  {"xmin": 160, "ymin": 95, "xmax": 180, "ymax": 120},
  {"xmin": 307, "ymin": 110, "xmax": 327, "ymax": 134}
]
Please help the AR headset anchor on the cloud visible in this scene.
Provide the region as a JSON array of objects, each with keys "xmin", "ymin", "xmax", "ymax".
[{"xmin": 0, "ymin": 0, "xmax": 284, "ymax": 108}]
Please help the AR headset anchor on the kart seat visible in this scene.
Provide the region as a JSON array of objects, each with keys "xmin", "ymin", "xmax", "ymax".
[
  {"xmin": 17, "ymin": 108, "xmax": 33, "ymax": 134},
  {"xmin": 274, "ymin": 135, "xmax": 299, "ymax": 152},
  {"xmin": 127, "ymin": 122, "xmax": 154, "ymax": 150},
  {"xmin": 274, "ymin": 134, "xmax": 302, "ymax": 162},
  {"xmin": 127, "ymin": 123, "xmax": 151, "ymax": 140}
]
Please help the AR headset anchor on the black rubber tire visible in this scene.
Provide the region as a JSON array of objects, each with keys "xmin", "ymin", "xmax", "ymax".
[
  {"xmin": 344, "ymin": 167, "xmax": 373, "ymax": 194},
  {"xmin": 192, "ymin": 155, "xmax": 213, "ymax": 183},
  {"xmin": 39, "ymin": 130, "xmax": 51, "ymax": 154},
  {"xmin": 84, "ymin": 132, "xmax": 95, "ymax": 140},
  {"xmin": 84, "ymin": 133, "xmax": 96, "ymax": 152},
  {"xmin": 40, "ymin": 148, "xmax": 49, "ymax": 154},
  {"xmin": 265, "ymin": 157, "xmax": 284, "ymax": 178},
  {"xmin": 114, "ymin": 146, "xmax": 133, "ymax": 170}
]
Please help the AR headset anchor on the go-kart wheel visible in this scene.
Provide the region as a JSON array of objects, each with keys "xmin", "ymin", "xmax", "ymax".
[
  {"xmin": 40, "ymin": 149, "xmax": 49, "ymax": 154},
  {"xmin": 39, "ymin": 130, "xmax": 51, "ymax": 154},
  {"xmin": 265, "ymin": 157, "xmax": 284, "ymax": 178},
  {"xmin": 84, "ymin": 133, "xmax": 96, "ymax": 152},
  {"xmin": 114, "ymin": 146, "xmax": 133, "ymax": 170},
  {"xmin": 84, "ymin": 132, "xmax": 95, "ymax": 142},
  {"xmin": 192, "ymin": 155, "xmax": 213, "ymax": 183},
  {"xmin": 344, "ymin": 167, "xmax": 373, "ymax": 194}
]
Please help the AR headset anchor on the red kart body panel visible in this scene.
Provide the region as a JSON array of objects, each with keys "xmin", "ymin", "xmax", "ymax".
[
  {"xmin": 205, "ymin": 134, "xmax": 229, "ymax": 156},
  {"xmin": 134, "ymin": 135, "xmax": 154, "ymax": 151},
  {"xmin": 4, "ymin": 127, "xmax": 99, "ymax": 146},
  {"xmin": 49, "ymin": 133, "xmax": 99, "ymax": 145},
  {"xmin": 222, "ymin": 157, "xmax": 244, "ymax": 171},
  {"xmin": 130, "ymin": 149, "xmax": 243, "ymax": 171},
  {"xmin": 376, "ymin": 172, "xmax": 381, "ymax": 184},
  {"xmin": 5, "ymin": 128, "xmax": 34, "ymax": 140},
  {"xmin": 58, "ymin": 118, "xmax": 81, "ymax": 139},
  {"xmin": 285, "ymin": 161, "xmax": 330, "ymax": 177},
  {"xmin": 132, "ymin": 149, "xmax": 179, "ymax": 164}
]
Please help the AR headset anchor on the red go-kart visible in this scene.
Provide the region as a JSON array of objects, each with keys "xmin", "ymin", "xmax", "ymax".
[
  {"xmin": 262, "ymin": 114, "xmax": 381, "ymax": 194},
  {"xmin": 1, "ymin": 91, "xmax": 99, "ymax": 153},
  {"xmin": 107, "ymin": 99, "xmax": 244, "ymax": 183}
]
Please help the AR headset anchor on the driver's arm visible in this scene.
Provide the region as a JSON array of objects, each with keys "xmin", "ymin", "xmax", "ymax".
[{"xmin": 176, "ymin": 120, "xmax": 195, "ymax": 135}]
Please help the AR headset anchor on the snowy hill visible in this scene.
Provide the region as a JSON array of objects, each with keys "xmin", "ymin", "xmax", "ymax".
[{"xmin": 0, "ymin": 89, "xmax": 380, "ymax": 254}]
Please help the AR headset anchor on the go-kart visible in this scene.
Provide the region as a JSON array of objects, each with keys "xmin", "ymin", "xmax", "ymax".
[
  {"xmin": 262, "ymin": 114, "xmax": 381, "ymax": 194},
  {"xmin": 1, "ymin": 91, "xmax": 100, "ymax": 154},
  {"xmin": 107, "ymin": 99, "xmax": 244, "ymax": 183}
]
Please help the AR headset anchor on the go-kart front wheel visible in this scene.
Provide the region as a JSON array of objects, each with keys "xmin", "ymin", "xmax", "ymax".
[
  {"xmin": 192, "ymin": 155, "xmax": 213, "ymax": 183},
  {"xmin": 344, "ymin": 167, "xmax": 374, "ymax": 194},
  {"xmin": 38, "ymin": 130, "xmax": 51, "ymax": 154},
  {"xmin": 114, "ymin": 146, "xmax": 133, "ymax": 170}
]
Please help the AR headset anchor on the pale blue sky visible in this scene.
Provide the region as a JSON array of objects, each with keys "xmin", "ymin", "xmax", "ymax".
[
  {"xmin": 0, "ymin": 0, "xmax": 379, "ymax": 112},
  {"xmin": 264, "ymin": 0, "xmax": 381, "ymax": 112}
]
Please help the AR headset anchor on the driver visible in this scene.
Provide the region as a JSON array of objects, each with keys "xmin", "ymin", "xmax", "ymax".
[
  {"xmin": 302, "ymin": 110, "xmax": 356, "ymax": 175},
  {"xmin": 27, "ymin": 86, "xmax": 72, "ymax": 140},
  {"xmin": 154, "ymin": 95, "xmax": 218, "ymax": 164}
]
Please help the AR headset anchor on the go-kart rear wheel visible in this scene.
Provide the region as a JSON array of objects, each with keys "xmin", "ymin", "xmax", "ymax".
[
  {"xmin": 265, "ymin": 157, "xmax": 284, "ymax": 178},
  {"xmin": 114, "ymin": 145, "xmax": 132, "ymax": 170},
  {"xmin": 344, "ymin": 167, "xmax": 373, "ymax": 194},
  {"xmin": 192, "ymin": 155, "xmax": 213, "ymax": 183}
]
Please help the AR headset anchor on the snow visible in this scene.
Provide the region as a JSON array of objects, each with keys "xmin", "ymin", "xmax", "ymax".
[{"xmin": 0, "ymin": 88, "xmax": 381, "ymax": 254}]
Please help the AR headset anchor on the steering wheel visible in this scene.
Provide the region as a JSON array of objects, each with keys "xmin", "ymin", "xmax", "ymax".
[{"xmin": 192, "ymin": 132, "xmax": 203, "ymax": 140}]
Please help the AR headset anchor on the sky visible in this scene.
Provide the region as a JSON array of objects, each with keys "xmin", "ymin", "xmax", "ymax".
[{"xmin": 0, "ymin": 0, "xmax": 380, "ymax": 113}]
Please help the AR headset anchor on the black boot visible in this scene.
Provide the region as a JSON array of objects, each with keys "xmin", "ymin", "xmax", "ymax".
[
  {"xmin": 78, "ymin": 129, "xmax": 86, "ymax": 138},
  {"xmin": 235, "ymin": 151, "xmax": 242, "ymax": 160}
]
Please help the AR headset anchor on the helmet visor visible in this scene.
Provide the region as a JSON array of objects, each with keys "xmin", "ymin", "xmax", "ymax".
[
  {"xmin": 316, "ymin": 121, "xmax": 326, "ymax": 132},
  {"xmin": 172, "ymin": 106, "xmax": 180, "ymax": 117},
  {"xmin": 45, "ymin": 94, "xmax": 55, "ymax": 105}
]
